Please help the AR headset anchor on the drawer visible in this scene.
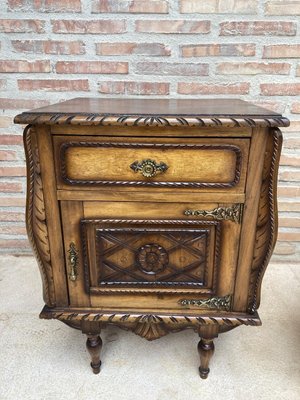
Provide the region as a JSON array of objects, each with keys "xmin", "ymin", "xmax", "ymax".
[
  {"xmin": 61, "ymin": 200, "xmax": 241, "ymax": 311},
  {"xmin": 54, "ymin": 136, "xmax": 249, "ymax": 192}
]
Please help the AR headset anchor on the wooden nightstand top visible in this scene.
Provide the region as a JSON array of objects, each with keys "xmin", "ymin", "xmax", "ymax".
[{"xmin": 14, "ymin": 97, "xmax": 289, "ymax": 128}]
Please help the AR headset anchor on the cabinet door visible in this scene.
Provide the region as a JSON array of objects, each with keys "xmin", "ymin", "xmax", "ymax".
[{"xmin": 61, "ymin": 200, "xmax": 242, "ymax": 311}]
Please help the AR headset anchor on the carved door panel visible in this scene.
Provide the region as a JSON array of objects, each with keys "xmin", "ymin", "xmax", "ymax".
[
  {"xmin": 81, "ymin": 219, "xmax": 219, "ymax": 295},
  {"xmin": 61, "ymin": 200, "xmax": 242, "ymax": 311},
  {"xmin": 66, "ymin": 200, "xmax": 242, "ymax": 311}
]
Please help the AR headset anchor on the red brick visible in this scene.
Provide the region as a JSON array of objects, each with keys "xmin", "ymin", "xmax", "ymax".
[
  {"xmin": 291, "ymin": 103, "xmax": 300, "ymax": 114},
  {"xmin": 0, "ymin": 117, "xmax": 12, "ymax": 128},
  {"xmin": 0, "ymin": 197, "xmax": 25, "ymax": 207},
  {"xmin": 8, "ymin": 0, "xmax": 81, "ymax": 12},
  {"xmin": 280, "ymin": 154, "xmax": 300, "ymax": 167},
  {"xmin": 0, "ymin": 98, "xmax": 49, "ymax": 110},
  {"xmin": 0, "ymin": 239, "xmax": 30, "ymax": 249},
  {"xmin": 0, "ymin": 182, "xmax": 23, "ymax": 192},
  {"xmin": 282, "ymin": 121, "xmax": 300, "ymax": 132},
  {"xmin": 180, "ymin": 0, "xmax": 258, "ymax": 14},
  {"xmin": 0, "ymin": 135, "xmax": 23, "ymax": 145},
  {"xmin": 220, "ymin": 21, "xmax": 296, "ymax": 36},
  {"xmin": 92, "ymin": 0, "xmax": 168, "ymax": 13},
  {"xmin": 0, "ymin": 19, "xmax": 45, "ymax": 33},
  {"xmin": 11, "ymin": 40, "xmax": 85, "ymax": 55},
  {"xmin": 1, "ymin": 225, "xmax": 27, "ymax": 235},
  {"xmin": 279, "ymin": 170, "xmax": 300, "ymax": 181},
  {"xmin": 265, "ymin": 1, "xmax": 300, "ymax": 15},
  {"xmin": 0, "ymin": 150, "xmax": 18, "ymax": 161},
  {"xmin": 135, "ymin": 20, "xmax": 210, "ymax": 34},
  {"xmin": 283, "ymin": 138, "xmax": 300, "ymax": 149},
  {"xmin": 136, "ymin": 62, "xmax": 208, "ymax": 76},
  {"xmin": 0, "ymin": 212, "xmax": 25, "ymax": 222},
  {"xmin": 178, "ymin": 82, "xmax": 250, "ymax": 95},
  {"xmin": 279, "ymin": 218, "xmax": 300, "ymax": 228},
  {"xmin": 96, "ymin": 42, "xmax": 171, "ymax": 56},
  {"xmin": 98, "ymin": 81, "xmax": 169, "ymax": 95},
  {"xmin": 279, "ymin": 201, "xmax": 300, "ymax": 211},
  {"xmin": 260, "ymin": 83, "xmax": 300, "ymax": 96},
  {"xmin": 18, "ymin": 79, "xmax": 89, "ymax": 92},
  {"xmin": 181, "ymin": 43, "xmax": 255, "ymax": 57},
  {"xmin": 52, "ymin": 19, "xmax": 126, "ymax": 34},
  {"xmin": 0, "ymin": 60, "xmax": 50, "ymax": 73},
  {"xmin": 0, "ymin": 167, "xmax": 26, "ymax": 177},
  {"xmin": 278, "ymin": 231, "xmax": 300, "ymax": 242},
  {"xmin": 278, "ymin": 186, "xmax": 300, "ymax": 197},
  {"xmin": 263, "ymin": 44, "xmax": 300, "ymax": 59},
  {"xmin": 217, "ymin": 62, "xmax": 290, "ymax": 75},
  {"xmin": 56, "ymin": 61, "xmax": 128, "ymax": 74}
]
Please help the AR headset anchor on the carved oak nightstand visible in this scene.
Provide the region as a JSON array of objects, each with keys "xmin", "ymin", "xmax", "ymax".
[{"xmin": 14, "ymin": 98, "xmax": 289, "ymax": 378}]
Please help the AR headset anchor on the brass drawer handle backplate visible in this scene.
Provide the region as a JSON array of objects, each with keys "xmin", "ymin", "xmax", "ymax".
[
  {"xmin": 130, "ymin": 159, "xmax": 168, "ymax": 178},
  {"xmin": 68, "ymin": 242, "xmax": 78, "ymax": 281},
  {"xmin": 184, "ymin": 204, "xmax": 243, "ymax": 224},
  {"xmin": 179, "ymin": 295, "xmax": 231, "ymax": 311}
]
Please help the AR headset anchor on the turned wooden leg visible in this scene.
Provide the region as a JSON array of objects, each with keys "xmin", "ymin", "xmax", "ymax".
[
  {"xmin": 198, "ymin": 337, "xmax": 215, "ymax": 379},
  {"xmin": 86, "ymin": 334, "xmax": 102, "ymax": 374}
]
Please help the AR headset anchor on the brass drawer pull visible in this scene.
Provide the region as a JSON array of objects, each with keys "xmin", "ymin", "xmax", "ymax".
[
  {"xmin": 179, "ymin": 295, "xmax": 231, "ymax": 311},
  {"xmin": 184, "ymin": 204, "xmax": 243, "ymax": 223},
  {"xmin": 130, "ymin": 159, "xmax": 168, "ymax": 178},
  {"xmin": 68, "ymin": 242, "xmax": 78, "ymax": 281}
]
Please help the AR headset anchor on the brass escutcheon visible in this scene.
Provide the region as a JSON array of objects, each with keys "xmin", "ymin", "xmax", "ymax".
[{"xmin": 68, "ymin": 242, "xmax": 78, "ymax": 281}]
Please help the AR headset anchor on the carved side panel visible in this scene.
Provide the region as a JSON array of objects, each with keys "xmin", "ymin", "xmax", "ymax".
[
  {"xmin": 248, "ymin": 129, "xmax": 282, "ymax": 313},
  {"xmin": 24, "ymin": 125, "xmax": 56, "ymax": 306}
]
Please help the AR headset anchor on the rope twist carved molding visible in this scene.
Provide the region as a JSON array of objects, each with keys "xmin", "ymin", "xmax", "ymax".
[
  {"xmin": 14, "ymin": 113, "xmax": 290, "ymax": 128},
  {"xmin": 24, "ymin": 126, "xmax": 55, "ymax": 306},
  {"xmin": 40, "ymin": 306, "xmax": 262, "ymax": 341}
]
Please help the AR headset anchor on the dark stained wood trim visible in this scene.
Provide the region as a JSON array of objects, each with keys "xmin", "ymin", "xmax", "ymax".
[
  {"xmin": 40, "ymin": 305, "xmax": 262, "ymax": 329},
  {"xmin": 233, "ymin": 127, "xmax": 268, "ymax": 311},
  {"xmin": 247, "ymin": 128, "xmax": 282, "ymax": 313},
  {"xmin": 24, "ymin": 125, "xmax": 56, "ymax": 306},
  {"xmin": 15, "ymin": 112, "xmax": 290, "ymax": 128},
  {"xmin": 37, "ymin": 126, "xmax": 69, "ymax": 306}
]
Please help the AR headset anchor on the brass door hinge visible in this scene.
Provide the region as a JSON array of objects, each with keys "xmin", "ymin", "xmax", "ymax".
[
  {"xmin": 184, "ymin": 204, "xmax": 243, "ymax": 224},
  {"xmin": 179, "ymin": 295, "xmax": 231, "ymax": 311}
]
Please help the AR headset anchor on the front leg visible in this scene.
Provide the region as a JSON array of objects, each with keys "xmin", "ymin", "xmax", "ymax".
[
  {"xmin": 82, "ymin": 321, "xmax": 103, "ymax": 374},
  {"xmin": 86, "ymin": 334, "xmax": 102, "ymax": 374},
  {"xmin": 197, "ymin": 325, "xmax": 218, "ymax": 379},
  {"xmin": 198, "ymin": 337, "xmax": 215, "ymax": 379}
]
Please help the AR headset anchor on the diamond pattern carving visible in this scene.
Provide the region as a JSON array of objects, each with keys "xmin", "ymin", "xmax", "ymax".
[{"xmin": 95, "ymin": 229, "xmax": 210, "ymax": 287}]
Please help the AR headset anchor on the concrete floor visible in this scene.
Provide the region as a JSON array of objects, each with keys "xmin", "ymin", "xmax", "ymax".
[{"xmin": 0, "ymin": 256, "xmax": 299, "ymax": 400}]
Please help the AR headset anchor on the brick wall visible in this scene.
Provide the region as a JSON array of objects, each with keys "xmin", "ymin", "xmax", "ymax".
[{"xmin": 0, "ymin": 0, "xmax": 299, "ymax": 262}]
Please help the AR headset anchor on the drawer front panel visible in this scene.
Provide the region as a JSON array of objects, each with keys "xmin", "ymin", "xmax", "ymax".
[
  {"xmin": 81, "ymin": 220, "xmax": 219, "ymax": 294},
  {"xmin": 54, "ymin": 136, "xmax": 249, "ymax": 191}
]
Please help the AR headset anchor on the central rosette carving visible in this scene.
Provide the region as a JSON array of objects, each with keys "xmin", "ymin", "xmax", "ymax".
[{"xmin": 137, "ymin": 244, "xmax": 169, "ymax": 274}]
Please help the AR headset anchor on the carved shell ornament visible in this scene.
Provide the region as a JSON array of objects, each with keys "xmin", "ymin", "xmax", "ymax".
[{"xmin": 137, "ymin": 244, "xmax": 169, "ymax": 274}]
